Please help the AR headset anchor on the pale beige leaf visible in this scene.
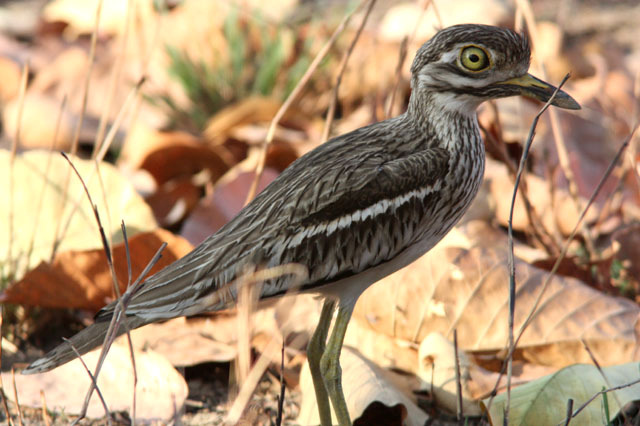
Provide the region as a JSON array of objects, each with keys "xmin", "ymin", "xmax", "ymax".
[
  {"xmin": 483, "ymin": 362, "xmax": 640, "ymax": 425},
  {"xmin": 297, "ymin": 346, "xmax": 429, "ymax": 426},
  {"xmin": 9, "ymin": 342, "xmax": 187, "ymax": 420},
  {"xmin": 0, "ymin": 150, "xmax": 157, "ymax": 281},
  {"xmin": 417, "ymin": 332, "xmax": 481, "ymax": 415}
]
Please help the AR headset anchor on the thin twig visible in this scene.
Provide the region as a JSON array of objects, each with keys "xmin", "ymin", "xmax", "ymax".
[
  {"xmin": 385, "ymin": 36, "xmax": 408, "ymax": 120},
  {"xmin": 59, "ymin": 153, "xmax": 161, "ymax": 423},
  {"xmin": 563, "ymin": 399, "xmax": 573, "ymax": 426},
  {"xmin": 275, "ymin": 338, "xmax": 286, "ymax": 426},
  {"xmin": 516, "ymin": 0, "xmax": 596, "ymax": 256},
  {"xmin": 321, "ymin": 0, "xmax": 377, "ymax": 142},
  {"xmin": 453, "ymin": 329, "xmax": 464, "ymax": 426},
  {"xmin": 0, "ymin": 386, "xmax": 12, "ymax": 426},
  {"xmin": 481, "ymin": 103, "xmax": 561, "ymax": 254},
  {"xmin": 504, "ymin": 74, "xmax": 571, "ymax": 423},
  {"xmin": 385, "ymin": 0, "xmax": 435, "ymax": 119},
  {"xmin": 10, "ymin": 369, "xmax": 23, "ymax": 426},
  {"xmin": 560, "ymin": 376, "xmax": 640, "ymax": 425},
  {"xmin": 485, "ymin": 124, "xmax": 637, "ymax": 414},
  {"xmin": 244, "ymin": 1, "xmax": 365, "ymax": 205},
  {"xmin": 63, "ymin": 338, "xmax": 111, "ymax": 426},
  {"xmin": 581, "ymin": 339, "xmax": 626, "ymax": 422},
  {"xmin": 120, "ymin": 221, "xmax": 137, "ymax": 425}
]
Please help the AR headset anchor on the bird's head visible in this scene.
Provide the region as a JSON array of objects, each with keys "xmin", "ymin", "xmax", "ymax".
[{"xmin": 409, "ymin": 24, "xmax": 580, "ymax": 116}]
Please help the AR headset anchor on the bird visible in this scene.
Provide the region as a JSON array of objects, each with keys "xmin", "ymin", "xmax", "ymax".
[{"xmin": 23, "ymin": 24, "xmax": 579, "ymax": 425}]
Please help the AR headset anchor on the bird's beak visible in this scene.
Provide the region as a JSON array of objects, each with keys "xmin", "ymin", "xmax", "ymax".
[{"xmin": 498, "ymin": 73, "xmax": 581, "ymax": 110}]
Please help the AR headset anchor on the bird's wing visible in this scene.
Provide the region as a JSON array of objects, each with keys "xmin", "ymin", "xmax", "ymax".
[{"xmin": 108, "ymin": 127, "xmax": 450, "ymax": 319}]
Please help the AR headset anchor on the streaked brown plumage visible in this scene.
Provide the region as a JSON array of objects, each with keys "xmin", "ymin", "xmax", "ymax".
[{"xmin": 24, "ymin": 24, "xmax": 579, "ymax": 426}]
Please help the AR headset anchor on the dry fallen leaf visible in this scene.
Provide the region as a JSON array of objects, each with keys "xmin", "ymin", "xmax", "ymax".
[
  {"xmin": 181, "ymin": 168, "xmax": 279, "ymax": 245},
  {"xmin": 8, "ymin": 342, "xmax": 187, "ymax": 421},
  {"xmin": 353, "ymin": 222, "xmax": 640, "ymax": 369},
  {"xmin": 1, "ymin": 229, "xmax": 193, "ymax": 311},
  {"xmin": 297, "ymin": 346, "xmax": 428, "ymax": 426},
  {"xmin": 486, "ymin": 159, "xmax": 597, "ymax": 236}
]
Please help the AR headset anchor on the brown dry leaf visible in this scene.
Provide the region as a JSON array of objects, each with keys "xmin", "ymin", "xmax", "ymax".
[
  {"xmin": 1, "ymin": 229, "xmax": 193, "ymax": 311},
  {"xmin": 0, "ymin": 150, "xmax": 157, "ymax": 281},
  {"xmin": 8, "ymin": 342, "xmax": 187, "ymax": 420},
  {"xmin": 297, "ymin": 346, "xmax": 428, "ymax": 426},
  {"xmin": 181, "ymin": 168, "xmax": 279, "ymax": 245},
  {"xmin": 130, "ymin": 130, "xmax": 233, "ymax": 186},
  {"xmin": 145, "ymin": 175, "xmax": 203, "ymax": 227},
  {"xmin": 353, "ymin": 223, "xmax": 640, "ymax": 368}
]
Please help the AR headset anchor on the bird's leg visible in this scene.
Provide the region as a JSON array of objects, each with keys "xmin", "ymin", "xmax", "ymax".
[
  {"xmin": 321, "ymin": 303, "xmax": 354, "ymax": 426},
  {"xmin": 307, "ymin": 299, "xmax": 337, "ymax": 426}
]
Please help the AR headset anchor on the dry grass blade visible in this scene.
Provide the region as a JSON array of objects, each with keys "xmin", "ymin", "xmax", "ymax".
[
  {"xmin": 385, "ymin": 36, "xmax": 408, "ymax": 120},
  {"xmin": 39, "ymin": 390, "xmax": 50, "ymax": 426},
  {"xmin": 62, "ymin": 338, "xmax": 112, "ymax": 426},
  {"xmin": 92, "ymin": 0, "xmax": 133, "ymax": 158},
  {"xmin": 244, "ymin": 0, "xmax": 366, "ymax": 205},
  {"xmin": 224, "ymin": 264, "xmax": 308, "ymax": 424},
  {"xmin": 453, "ymin": 329, "xmax": 463, "ymax": 425},
  {"xmin": 0, "ymin": 386, "xmax": 12, "ymax": 426},
  {"xmin": 10, "ymin": 369, "xmax": 23, "ymax": 426},
  {"xmin": 321, "ymin": 0, "xmax": 377, "ymax": 142},
  {"xmin": 70, "ymin": 0, "xmax": 102, "ymax": 157},
  {"xmin": 504, "ymin": 74, "xmax": 572, "ymax": 422},
  {"xmin": 7, "ymin": 61, "xmax": 29, "ymax": 281}
]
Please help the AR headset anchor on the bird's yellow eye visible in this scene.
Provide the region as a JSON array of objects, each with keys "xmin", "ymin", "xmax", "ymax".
[{"xmin": 459, "ymin": 46, "xmax": 490, "ymax": 71}]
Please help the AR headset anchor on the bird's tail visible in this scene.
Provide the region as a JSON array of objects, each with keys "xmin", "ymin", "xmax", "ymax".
[{"xmin": 22, "ymin": 315, "xmax": 148, "ymax": 375}]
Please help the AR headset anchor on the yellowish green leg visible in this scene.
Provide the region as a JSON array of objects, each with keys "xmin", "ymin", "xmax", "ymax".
[
  {"xmin": 320, "ymin": 303, "xmax": 354, "ymax": 426},
  {"xmin": 307, "ymin": 299, "xmax": 337, "ymax": 426}
]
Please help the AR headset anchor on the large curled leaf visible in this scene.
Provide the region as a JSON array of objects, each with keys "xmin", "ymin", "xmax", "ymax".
[{"xmin": 352, "ymin": 222, "xmax": 640, "ymax": 368}]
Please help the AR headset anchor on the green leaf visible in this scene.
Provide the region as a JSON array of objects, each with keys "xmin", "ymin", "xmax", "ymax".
[{"xmin": 483, "ymin": 363, "xmax": 640, "ymax": 425}]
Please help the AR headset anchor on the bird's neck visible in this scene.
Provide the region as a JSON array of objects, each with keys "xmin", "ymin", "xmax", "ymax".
[{"xmin": 405, "ymin": 90, "xmax": 482, "ymax": 152}]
